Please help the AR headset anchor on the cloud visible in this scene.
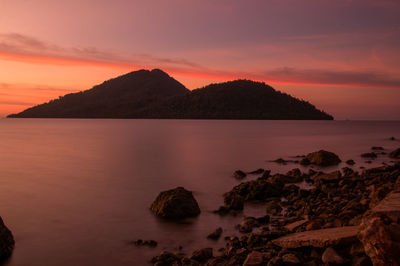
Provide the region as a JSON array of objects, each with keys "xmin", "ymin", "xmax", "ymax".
[
  {"xmin": 0, "ymin": 32, "xmax": 203, "ymax": 70},
  {"xmin": 0, "ymin": 100, "xmax": 35, "ymax": 106},
  {"xmin": 262, "ymin": 67, "xmax": 400, "ymax": 88},
  {"xmin": 1, "ymin": 32, "xmax": 400, "ymax": 89}
]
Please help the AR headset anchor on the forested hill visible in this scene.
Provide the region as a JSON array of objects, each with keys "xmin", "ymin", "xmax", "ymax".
[{"xmin": 8, "ymin": 69, "xmax": 333, "ymax": 120}]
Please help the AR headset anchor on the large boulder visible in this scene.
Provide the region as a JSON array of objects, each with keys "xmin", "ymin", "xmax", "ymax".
[
  {"xmin": 150, "ymin": 187, "xmax": 200, "ymax": 219},
  {"xmin": 0, "ymin": 217, "xmax": 14, "ymax": 261},
  {"xmin": 300, "ymin": 150, "xmax": 341, "ymax": 166},
  {"xmin": 358, "ymin": 214, "xmax": 400, "ymax": 266}
]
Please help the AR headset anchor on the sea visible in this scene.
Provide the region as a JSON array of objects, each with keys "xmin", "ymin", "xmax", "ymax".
[{"xmin": 0, "ymin": 119, "xmax": 399, "ymax": 265}]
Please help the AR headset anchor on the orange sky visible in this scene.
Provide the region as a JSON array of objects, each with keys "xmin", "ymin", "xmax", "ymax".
[{"xmin": 1, "ymin": 0, "xmax": 400, "ymax": 119}]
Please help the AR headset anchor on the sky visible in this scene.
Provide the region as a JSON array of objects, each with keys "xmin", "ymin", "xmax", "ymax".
[{"xmin": 1, "ymin": 0, "xmax": 400, "ymax": 119}]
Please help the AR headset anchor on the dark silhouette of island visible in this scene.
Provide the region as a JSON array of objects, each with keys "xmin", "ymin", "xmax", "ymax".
[{"xmin": 7, "ymin": 69, "xmax": 333, "ymax": 120}]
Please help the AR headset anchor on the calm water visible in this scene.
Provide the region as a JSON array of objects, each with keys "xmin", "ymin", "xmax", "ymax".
[{"xmin": 0, "ymin": 119, "xmax": 399, "ymax": 265}]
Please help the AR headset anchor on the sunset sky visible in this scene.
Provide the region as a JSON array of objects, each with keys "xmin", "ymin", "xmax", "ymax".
[{"xmin": 1, "ymin": 0, "xmax": 400, "ymax": 119}]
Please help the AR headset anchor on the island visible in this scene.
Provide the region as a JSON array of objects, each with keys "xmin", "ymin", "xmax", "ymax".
[{"xmin": 8, "ymin": 69, "xmax": 333, "ymax": 120}]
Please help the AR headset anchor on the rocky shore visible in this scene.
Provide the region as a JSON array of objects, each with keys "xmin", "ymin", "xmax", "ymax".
[{"xmin": 150, "ymin": 148, "xmax": 400, "ymax": 266}]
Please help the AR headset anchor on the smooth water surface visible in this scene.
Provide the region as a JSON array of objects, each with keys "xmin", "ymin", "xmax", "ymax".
[{"xmin": 0, "ymin": 119, "xmax": 399, "ymax": 265}]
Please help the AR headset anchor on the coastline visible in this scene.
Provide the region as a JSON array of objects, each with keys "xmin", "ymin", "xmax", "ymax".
[{"xmin": 151, "ymin": 149, "xmax": 400, "ymax": 265}]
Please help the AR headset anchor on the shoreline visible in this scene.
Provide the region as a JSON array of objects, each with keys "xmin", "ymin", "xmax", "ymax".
[{"xmin": 151, "ymin": 149, "xmax": 400, "ymax": 265}]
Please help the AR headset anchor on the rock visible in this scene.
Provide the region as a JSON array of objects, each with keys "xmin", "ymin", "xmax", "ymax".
[
  {"xmin": 272, "ymin": 158, "xmax": 289, "ymax": 164},
  {"xmin": 321, "ymin": 247, "xmax": 344, "ymax": 264},
  {"xmin": 286, "ymin": 168, "xmax": 302, "ymax": 177},
  {"xmin": 224, "ymin": 192, "xmax": 245, "ymax": 210},
  {"xmin": 256, "ymin": 214, "xmax": 270, "ymax": 224},
  {"xmin": 346, "ymin": 159, "xmax": 356, "ymax": 165},
  {"xmin": 261, "ymin": 170, "xmax": 271, "ymax": 179},
  {"xmin": 243, "ymin": 251, "xmax": 268, "ymax": 266},
  {"xmin": 361, "ymin": 152, "xmax": 377, "ymax": 159},
  {"xmin": 358, "ymin": 214, "xmax": 400, "ymax": 266},
  {"xmin": 372, "ymin": 146, "xmax": 384, "ymax": 150},
  {"xmin": 239, "ymin": 217, "xmax": 258, "ymax": 233},
  {"xmin": 266, "ymin": 201, "xmax": 283, "ymax": 216},
  {"xmin": 248, "ymin": 168, "xmax": 265, "ymax": 175},
  {"xmin": 281, "ymin": 253, "xmax": 301, "ymax": 265},
  {"xmin": 272, "ymin": 226, "xmax": 359, "ymax": 248},
  {"xmin": 191, "ymin": 248, "xmax": 213, "ymax": 262},
  {"xmin": 181, "ymin": 258, "xmax": 200, "ymax": 266},
  {"xmin": 390, "ymin": 137, "xmax": 396, "ymax": 141},
  {"xmin": 233, "ymin": 170, "xmax": 247, "ymax": 179},
  {"xmin": 350, "ymin": 241, "xmax": 365, "ymax": 256},
  {"xmin": 269, "ymin": 173, "xmax": 302, "ymax": 184},
  {"xmin": 371, "ymin": 191, "xmax": 400, "ymax": 221},
  {"xmin": 150, "ymin": 187, "xmax": 200, "ymax": 219},
  {"xmin": 0, "ymin": 217, "xmax": 14, "ymax": 260},
  {"xmin": 301, "ymin": 150, "xmax": 341, "ymax": 166},
  {"xmin": 305, "ymin": 220, "xmax": 322, "ymax": 231},
  {"xmin": 352, "ymin": 256, "xmax": 372, "ymax": 266},
  {"xmin": 207, "ymin": 227, "xmax": 222, "ymax": 240},
  {"xmin": 311, "ymin": 171, "xmax": 341, "ymax": 184},
  {"xmin": 213, "ymin": 206, "xmax": 230, "ymax": 215},
  {"xmin": 389, "ymin": 148, "xmax": 400, "ymax": 159},
  {"xmin": 130, "ymin": 239, "xmax": 157, "ymax": 247},
  {"xmin": 267, "ymin": 256, "xmax": 283, "ymax": 266},
  {"xmin": 285, "ymin": 219, "xmax": 308, "ymax": 232},
  {"xmin": 151, "ymin": 251, "xmax": 181, "ymax": 265}
]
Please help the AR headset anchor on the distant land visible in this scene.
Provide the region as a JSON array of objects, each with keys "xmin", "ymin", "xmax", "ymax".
[{"xmin": 7, "ymin": 69, "xmax": 333, "ymax": 120}]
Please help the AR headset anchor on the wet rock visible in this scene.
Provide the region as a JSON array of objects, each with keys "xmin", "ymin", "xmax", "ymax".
[
  {"xmin": 281, "ymin": 253, "xmax": 301, "ymax": 265},
  {"xmin": 243, "ymin": 251, "xmax": 268, "ymax": 266},
  {"xmin": 286, "ymin": 168, "xmax": 302, "ymax": 177},
  {"xmin": 346, "ymin": 159, "xmax": 356, "ymax": 165},
  {"xmin": 213, "ymin": 206, "xmax": 230, "ymax": 215},
  {"xmin": 224, "ymin": 178, "xmax": 283, "ymax": 205},
  {"xmin": 311, "ymin": 170, "xmax": 341, "ymax": 184},
  {"xmin": 233, "ymin": 170, "xmax": 247, "ymax": 179},
  {"xmin": 301, "ymin": 150, "xmax": 341, "ymax": 166},
  {"xmin": 130, "ymin": 239, "xmax": 157, "ymax": 247},
  {"xmin": 207, "ymin": 227, "xmax": 222, "ymax": 240},
  {"xmin": 269, "ymin": 173, "xmax": 302, "ymax": 184},
  {"xmin": 389, "ymin": 148, "xmax": 400, "ymax": 159},
  {"xmin": 361, "ymin": 152, "xmax": 377, "ymax": 159},
  {"xmin": 266, "ymin": 201, "xmax": 283, "ymax": 216},
  {"xmin": 272, "ymin": 158, "xmax": 290, "ymax": 164},
  {"xmin": 190, "ymin": 247, "xmax": 213, "ymax": 262},
  {"xmin": 223, "ymin": 192, "xmax": 245, "ymax": 210},
  {"xmin": 0, "ymin": 217, "xmax": 14, "ymax": 261},
  {"xmin": 321, "ymin": 247, "xmax": 344, "ymax": 264},
  {"xmin": 151, "ymin": 251, "xmax": 181, "ymax": 265},
  {"xmin": 150, "ymin": 187, "xmax": 200, "ymax": 219},
  {"xmin": 248, "ymin": 168, "xmax": 265, "ymax": 175},
  {"xmin": 261, "ymin": 170, "xmax": 271, "ymax": 179}
]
